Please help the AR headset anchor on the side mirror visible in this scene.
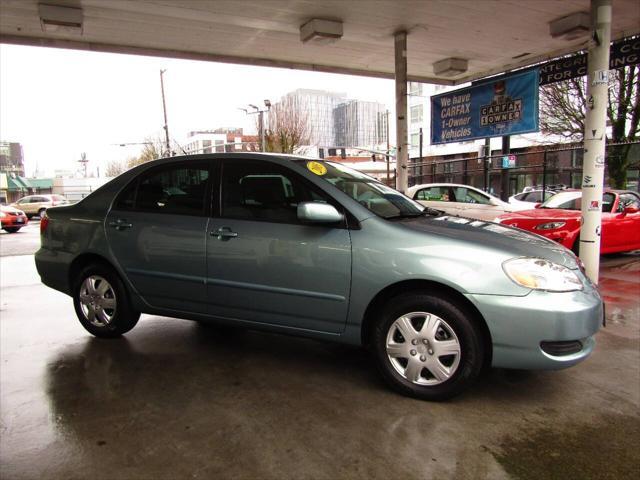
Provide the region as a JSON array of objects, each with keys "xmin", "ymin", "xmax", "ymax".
[
  {"xmin": 534, "ymin": 203, "xmax": 542, "ymax": 209},
  {"xmin": 297, "ymin": 202, "xmax": 344, "ymax": 224}
]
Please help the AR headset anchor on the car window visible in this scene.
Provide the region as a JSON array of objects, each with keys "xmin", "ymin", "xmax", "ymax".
[
  {"xmin": 526, "ymin": 191, "xmax": 542, "ymax": 202},
  {"xmin": 514, "ymin": 192, "xmax": 527, "ymax": 201},
  {"xmin": 17, "ymin": 197, "xmax": 31, "ymax": 204},
  {"xmin": 416, "ymin": 187, "xmax": 451, "ymax": 201},
  {"xmin": 452, "ymin": 187, "xmax": 491, "ymax": 205},
  {"xmin": 113, "ymin": 162, "xmax": 210, "ymax": 216},
  {"xmin": 616, "ymin": 192, "xmax": 640, "ymax": 212},
  {"xmin": 602, "ymin": 193, "xmax": 615, "ymax": 213},
  {"xmin": 222, "ymin": 160, "xmax": 334, "ymax": 225}
]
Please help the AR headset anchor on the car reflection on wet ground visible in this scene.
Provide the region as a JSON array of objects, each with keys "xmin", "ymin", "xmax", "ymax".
[{"xmin": 0, "ymin": 252, "xmax": 638, "ymax": 479}]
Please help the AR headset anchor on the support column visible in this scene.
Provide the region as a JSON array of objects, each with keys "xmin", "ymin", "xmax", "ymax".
[
  {"xmin": 394, "ymin": 31, "xmax": 409, "ymax": 193},
  {"xmin": 500, "ymin": 135, "xmax": 510, "ymax": 201},
  {"xmin": 580, "ymin": 0, "xmax": 611, "ymax": 283}
]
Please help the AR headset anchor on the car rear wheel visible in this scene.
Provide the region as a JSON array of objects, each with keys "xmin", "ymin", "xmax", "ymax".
[
  {"xmin": 3, "ymin": 227, "xmax": 21, "ymax": 233},
  {"xmin": 73, "ymin": 264, "xmax": 140, "ymax": 338},
  {"xmin": 371, "ymin": 292, "xmax": 484, "ymax": 401},
  {"xmin": 38, "ymin": 208, "xmax": 46, "ymax": 218}
]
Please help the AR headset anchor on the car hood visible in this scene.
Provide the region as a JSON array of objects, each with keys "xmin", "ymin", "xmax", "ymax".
[
  {"xmin": 396, "ymin": 214, "xmax": 578, "ymax": 268},
  {"xmin": 497, "ymin": 208, "xmax": 580, "ymax": 220}
]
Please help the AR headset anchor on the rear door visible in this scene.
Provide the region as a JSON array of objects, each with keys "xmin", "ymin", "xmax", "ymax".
[
  {"xmin": 206, "ymin": 159, "xmax": 352, "ymax": 334},
  {"xmin": 450, "ymin": 186, "xmax": 500, "ymax": 221},
  {"xmin": 106, "ymin": 160, "xmax": 211, "ymax": 314}
]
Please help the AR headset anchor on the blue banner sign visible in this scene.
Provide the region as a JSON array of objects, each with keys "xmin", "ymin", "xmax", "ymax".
[{"xmin": 430, "ymin": 69, "xmax": 539, "ymax": 145}]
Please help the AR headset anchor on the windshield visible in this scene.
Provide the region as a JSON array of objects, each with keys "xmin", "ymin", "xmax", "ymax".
[
  {"xmin": 294, "ymin": 160, "xmax": 427, "ymax": 219},
  {"xmin": 540, "ymin": 191, "xmax": 582, "ymax": 210}
]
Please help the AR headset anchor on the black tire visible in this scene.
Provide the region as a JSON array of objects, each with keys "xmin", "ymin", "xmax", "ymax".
[
  {"xmin": 37, "ymin": 208, "xmax": 46, "ymax": 218},
  {"xmin": 72, "ymin": 263, "xmax": 140, "ymax": 338},
  {"xmin": 3, "ymin": 227, "xmax": 21, "ymax": 233},
  {"xmin": 371, "ymin": 292, "xmax": 484, "ymax": 401}
]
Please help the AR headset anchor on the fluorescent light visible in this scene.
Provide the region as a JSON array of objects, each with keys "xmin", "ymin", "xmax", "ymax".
[
  {"xmin": 433, "ymin": 58, "xmax": 468, "ymax": 77},
  {"xmin": 300, "ymin": 19, "xmax": 343, "ymax": 45},
  {"xmin": 549, "ymin": 12, "xmax": 590, "ymax": 40},
  {"xmin": 38, "ymin": 3, "xmax": 83, "ymax": 35}
]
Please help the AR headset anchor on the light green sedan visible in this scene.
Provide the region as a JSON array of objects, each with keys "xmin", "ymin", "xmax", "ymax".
[{"xmin": 35, "ymin": 154, "xmax": 602, "ymax": 400}]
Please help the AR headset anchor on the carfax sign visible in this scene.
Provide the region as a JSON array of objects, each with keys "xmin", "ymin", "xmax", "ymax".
[{"xmin": 430, "ymin": 69, "xmax": 539, "ymax": 145}]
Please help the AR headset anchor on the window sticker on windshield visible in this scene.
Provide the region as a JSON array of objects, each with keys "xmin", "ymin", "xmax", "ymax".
[{"xmin": 307, "ymin": 161, "xmax": 327, "ymax": 176}]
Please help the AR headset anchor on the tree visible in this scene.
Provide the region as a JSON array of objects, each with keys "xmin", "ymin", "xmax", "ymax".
[
  {"xmin": 105, "ymin": 159, "xmax": 125, "ymax": 177},
  {"xmin": 539, "ymin": 64, "xmax": 639, "ymax": 188},
  {"xmin": 262, "ymin": 96, "xmax": 311, "ymax": 154},
  {"xmin": 126, "ymin": 137, "xmax": 164, "ymax": 169}
]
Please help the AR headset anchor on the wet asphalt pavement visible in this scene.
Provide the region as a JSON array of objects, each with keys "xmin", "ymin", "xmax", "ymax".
[{"xmin": 0, "ymin": 227, "xmax": 638, "ymax": 479}]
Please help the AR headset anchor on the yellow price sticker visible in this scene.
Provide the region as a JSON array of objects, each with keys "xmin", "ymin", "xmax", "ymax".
[{"xmin": 307, "ymin": 161, "xmax": 327, "ymax": 176}]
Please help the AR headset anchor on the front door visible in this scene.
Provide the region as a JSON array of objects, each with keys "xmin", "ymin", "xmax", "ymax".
[
  {"xmin": 206, "ymin": 159, "xmax": 352, "ymax": 334},
  {"xmin": 106, "ymin": 161, "xmax": 211, "ymax": 314}
]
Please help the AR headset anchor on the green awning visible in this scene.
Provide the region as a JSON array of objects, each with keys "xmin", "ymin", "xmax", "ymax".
[{"xmin": 6, "ymin": 176, "xmax": 30, "ymax": 191}]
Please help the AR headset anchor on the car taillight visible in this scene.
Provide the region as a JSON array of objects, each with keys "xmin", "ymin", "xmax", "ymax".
[
  {"xmin": 40, "ymin": 213, "xmax": 50, "ymax": 234},
  {"xmin": 51, "ymin": 201, "xmax": 57, "ymax": 206}
]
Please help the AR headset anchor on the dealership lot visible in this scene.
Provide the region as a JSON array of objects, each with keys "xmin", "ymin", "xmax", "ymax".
[{"xmin": 1, "ymin": 227, "xmax": 638, "ymax": 479}]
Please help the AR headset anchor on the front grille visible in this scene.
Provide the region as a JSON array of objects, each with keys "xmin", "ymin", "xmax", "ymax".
[{"xmin": 540, "ymin": 340, "xmax": 583, "ymax": 356}]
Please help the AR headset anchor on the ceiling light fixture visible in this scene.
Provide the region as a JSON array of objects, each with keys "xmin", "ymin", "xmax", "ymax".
[
  {"xmin": 300, "ymin": 19, "xmax": 343, "ymax": 45},
  {"xmin": 549, "ymin": 11, "xmax": 590, "ymax": 40},
  {"xmin": 433, "ymin": 58, "xmax": 468, "ymax": 77},
  {"xmin": 38, "ymin": 3, "xmax": 83, "ymax": 35}
]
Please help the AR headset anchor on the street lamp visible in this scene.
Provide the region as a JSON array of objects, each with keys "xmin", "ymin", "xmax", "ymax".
[{"xmin": 240, "ymin": 99, "xmax": 271, "ymax": 152}]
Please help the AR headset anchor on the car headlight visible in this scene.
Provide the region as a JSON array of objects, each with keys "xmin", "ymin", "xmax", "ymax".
[
  {"xmin": 492, "ymin": 217, "xmax": 503, "ymax": 223},
  {"xmin": 534, "ymin": 221, "xmax": 566, "ymax": 230},
  {"xmin": 503, "ymin": 258, "xmax": 583, "ymax": 292}
]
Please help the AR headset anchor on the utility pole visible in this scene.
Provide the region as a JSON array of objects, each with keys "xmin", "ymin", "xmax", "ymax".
[
  {"xmin": 418, "ymin": 127, "xmax": 423, "ymax": 184},
  {"xmin": 78, "ymin": 152, "xmax": 88, "ymax": 178},
  {"xmin": 580, "ymin": 0, "xmax": 612, "ymax": 283},
  {"xmin": 160, "ymin": 69, "xmax": 171, "ymax": 157}
]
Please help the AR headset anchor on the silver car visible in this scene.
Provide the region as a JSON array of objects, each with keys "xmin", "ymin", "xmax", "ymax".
[{"xmin": 35, "ymin": 154, "xmax": 602, "ymax": 400}]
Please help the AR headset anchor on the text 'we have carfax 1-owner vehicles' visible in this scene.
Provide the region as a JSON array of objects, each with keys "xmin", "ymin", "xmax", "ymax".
[{"xmin": 35, "ymin": 153, "xmax": 603, "ymax": 400}]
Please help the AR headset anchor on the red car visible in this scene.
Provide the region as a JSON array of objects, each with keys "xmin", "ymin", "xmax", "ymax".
[
  {"xmin": 0, "ymin": 204, "xmax": 29, "ymax": 233},
  {"xmin": 495, "ymin": 190, "xmax": 640, "ymax": 255}
]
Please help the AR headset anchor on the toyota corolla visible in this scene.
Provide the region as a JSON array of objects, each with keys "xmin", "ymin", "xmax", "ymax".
[{"xmin": 35, "ymin": 154, "xmax": 603, "ymax": 400}]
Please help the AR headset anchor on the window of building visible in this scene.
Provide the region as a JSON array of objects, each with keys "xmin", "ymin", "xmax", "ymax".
[
  {"xmin": 410, "ymin": 105, "xmax": 423, "ymax": 124},
  {"xmin": 411, "ymin": 133, "xmax": 420, "ymax": 148},
  {"xmin": 409, "ymin": 82, "xmax": 423, "ymax": 96}
]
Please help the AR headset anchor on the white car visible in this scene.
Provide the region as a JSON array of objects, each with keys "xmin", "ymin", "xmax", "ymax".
[
  {"xmin": 406, "ymin": 183, "xmax": 533, "ymax": 221},
  {"xmin": 509, "ymin": 189, "xmax": 555, "ymax": 208}
]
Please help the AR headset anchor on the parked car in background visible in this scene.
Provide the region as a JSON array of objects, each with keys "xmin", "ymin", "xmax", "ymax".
[
  {"xmin": 11, "ymin": 194, "xmax": 68, "ymax": 219},
  {"xmin": 36, "ymin": 154, "xmax": 603, "ymax": 401},
  {"xmin": 0, "ymin": 204, "xmax": 29, "ymax": 233},
  {"xmin": 509, "ymin": 189, "xmax": 555, "ymax": 207},
  {"xmin": 406, "ymin": 183, "xmax": 532, "ymax": 221},
  {"xmin": 495, "ymin": 190, "xmax": 640, "ymax": 255}
]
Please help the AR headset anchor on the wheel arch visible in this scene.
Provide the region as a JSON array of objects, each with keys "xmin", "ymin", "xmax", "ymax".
[
  {"xmin": 360, "ymin": 280, "xmax": 493, "ymax": 368},
  {"xmin": 67, "ymin": 252, "xmax": 119, "ymax": 292}
]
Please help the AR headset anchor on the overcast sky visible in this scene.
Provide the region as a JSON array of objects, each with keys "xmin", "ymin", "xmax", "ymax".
[{"xmin": 0, "ymin": 44, "xmax": 397, "ymax": 177}]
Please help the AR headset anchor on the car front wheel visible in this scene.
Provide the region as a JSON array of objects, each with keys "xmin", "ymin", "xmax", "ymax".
[
  {"xmin": 372, "ymin": 292, "xmax": 484, "ymax": 401},
  {"xmin": 73, "ymin": 264, "xmax": 140, "ymax": 338},
  {"xmin": 3, "ymin": 227, "xmax": 21, "ymax": 233}
]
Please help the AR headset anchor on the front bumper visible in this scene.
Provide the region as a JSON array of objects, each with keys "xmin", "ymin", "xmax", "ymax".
[{"xmin": 466, "ymin": 286, "xmax": 602, "ymax": 370}]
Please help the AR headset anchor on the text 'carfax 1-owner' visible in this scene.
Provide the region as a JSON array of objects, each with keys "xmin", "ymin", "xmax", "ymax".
[{"xmin": 430, "ymin": 69, "xmax": 539, "ymax": 145}]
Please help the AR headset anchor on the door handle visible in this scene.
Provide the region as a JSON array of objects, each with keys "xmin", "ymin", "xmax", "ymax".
[
  {"xmin": 109, "ymin": 219, "xmax": 133, "ymax": 230},
  {"xmin": 211, "ymin": 227, "xmax": 238, "ymax": 241}
]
